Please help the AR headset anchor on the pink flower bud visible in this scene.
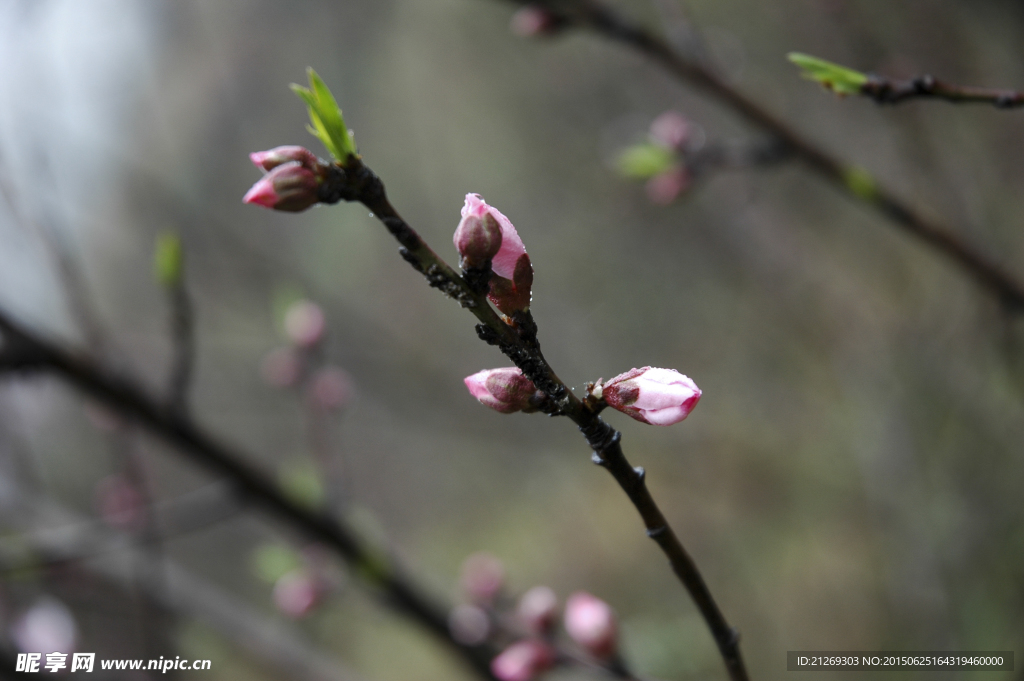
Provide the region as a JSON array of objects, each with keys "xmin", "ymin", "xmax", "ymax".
[
  {"xmin": 284, "ymin": 300, "xmax": 326, "ymax": 348},
  {"xmin": 460, "ymin": 552, "xmax": 505, "ymax": 605},
  {"xmin": 645, "ymin": 167, "xmax": 691, "ymax": 205},
  {"xmin": 243, "ymin": 162, "xmax": 321, "ymax": 213},
  {"xmin": 602, "ymin": 367, "xmax": 701, "ymax": 426},
  {"xmin": 491, "ymin": 640, "xmax": 555, "ymax": 681},
  {"xmin": 464, "ymin": 367, "xmax": 539, "ymax": 414},
  {"xmin": 454, "ymin": 212, "xmax": 503, "ymax": 269},
  {"xmin": 12, "ymin": 599, "xmax": 77, "ymax": 655},
  {"xmin": 448, "ymin": 604, "xmax": 491, "ymax": 645},
  {"xmin": 273, "ymin": 569, "xmax": 323, "ymax": 619},
  {"xmin": 308, "ymin": 366, "xmax": 354, "ymax": 411},
  {"xmin": 260, "ymin": 347, "xmax": 302, "ymax": 388},
  {"xmin": 461, "ymin": 194, "xmax": 533, "ymax": 314},
  {"xmin": 510, "ymin": 6, "xmax": 566, "ymax": 38},
  {"xmin": 564, "ymin": 592, "xmax": 617, "ymax": 660},
  {"xmin": 649, "ymin": 111, "xmax": 691, "ymax": 150},
  {"xmin": 250, "ymin": 146, "xmax": 319, "ymax": 172},
  {"xmin": 517, "ymin": 586, "xmax": 559, "ymax": 635},
  {"xmin": 95, "ymin": 475, "xmax": 145, "ymax": 532}
]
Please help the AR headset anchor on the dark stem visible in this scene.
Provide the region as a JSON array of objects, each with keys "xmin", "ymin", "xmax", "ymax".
[
  {"xmin": 167, "ymin": 279, "xmax": 195, "ymax": 415},
  {"xmin": 0, "ymin": 309, "xmax": 497, "ymax": 681},
  {"xmin": 497, "ymin": 0, "xmax": 1024, "ymax": 312},
  {"xmin": 861, "ymin": 74, "xmax": 1024, "ymax": 108},
  {"xmin": 319, "ymin": 157, "xmax": 749, "ymax": 681}
]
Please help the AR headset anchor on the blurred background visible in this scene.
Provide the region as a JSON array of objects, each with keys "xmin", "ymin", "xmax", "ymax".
[{"xmin": 0, "ymin": 0, "xmax": 1022, "ymax": 679}]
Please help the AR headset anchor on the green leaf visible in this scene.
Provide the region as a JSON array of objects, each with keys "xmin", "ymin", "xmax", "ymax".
[
  {"xmin": 153, "ymin": 232, "xmax": 183, "ymax": 287},
  {"xmin": 787, "ymin": 52, "xmax": 868, "ymax": 96},
  {"xmin": 252, "ymin": 543, "xmax": 301, "ymax": 583},
  {"xmin": 290, "ymin": 68, "xmax": 357, "ymax": 163},
  {"xmin": 843, "ymin": 166, "xmax": 877, "ymax": 201},
  {"xmin": 279, "ymin": 459, "xmax": 326, "ymax": 510},
  {"xmin": 616, "ymin": 143, "xmax": 677, "ymax": 179}
]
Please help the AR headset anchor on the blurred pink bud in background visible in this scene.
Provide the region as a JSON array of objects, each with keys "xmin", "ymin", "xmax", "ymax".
[
  {"xmin": 308, "ymin": 366, "xmax": 353, "ymax": 411},
  {"xmin": 250, "ymin": 145, "xmax": 319, "ymax": 172},
  {"xmin": 491, "ymin": 640, "xmax": 555, "ymax": 681},
  {"xmin": 517, "ymin": 586, "xmax": 559, "ymax": 635},
  {"xmin": 509, "ymin": 6, "xmax": 565, "ymax": 38},
  {"xmin": 645, "ymin": 167, "xmax": 691, "ymax": 205},
  {"xmin": 273, "ymin": 569, "xmax": 323, "ymax": 619},
  {"xmin": 649, "ymin": 111, "xmax": 691, "ymax": 150},
  {"xmin": 95, "ymin": 474, "xmax": 145, "ymax": 531},
  {"xmin": 260, "ymin": 347, "xmax": 302, "ymax": 388},
  {"xmin": 284, "ymin": 300, "xmax": 326, "ymax": 348},
  {"xmin": 564, "ymin": 591, "xmax": 618, "ymax": 660},
  {"xmin": 459, "ymin": 552, "xmax": 505, "ymax": 605},
  {"xmin": 243, "ymin": 162, "xmax": 320, "ymax": 212},
  {"xmin": 464, "ymin": 368, "xmax": 538, "ymax": 414},
  {"xmin": 448, "ymin": 604, "xmax": 492, "ymax": 645},
  {"xmin": 11, "ymin": 599, "xmax": 77, "ymax": 654},
  {"xmin": 602, "ymin": 366, "xmax": 701, "ymax": 425}
]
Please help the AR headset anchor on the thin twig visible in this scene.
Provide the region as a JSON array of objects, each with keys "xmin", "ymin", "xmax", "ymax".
[
  {"xmin": 166, "ymin": 278, "xmax": 195, "ymax": 414},
  {"xmin": 315, "ymin": 158, "xmax": 748, "ymax": 681},
  {"xmin": 861, "ymin": 74, "xmax": 1024, "ymax": 108},
  {"xmin": 0, "ymin": 309, "xmax": 497, "ymax": 680},
  {"xmin": 497, "ymin": 0, "xmax": 1024, "ymax": 312}
]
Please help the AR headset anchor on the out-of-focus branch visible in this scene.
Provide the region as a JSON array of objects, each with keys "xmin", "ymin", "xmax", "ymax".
[
  {"xmin": 0, "ymin": 308, "xmax": 497, "ymax": 680},
  {"xmin": 314, "ymin": 159, "xmax": 748, "ymax": 681},
  {"xmin": 499, "ymin": 1, "xmax": 1024, "ymax": 312},
  {"xmin": 154, "ymin": 233, "xmax": 196, "ymax": 414},
  {"xmin": 0, "ymin": 491, "xmax": 365, "ymax": 681},
  {"xmin": 862, "ymin": 75, "xmax": 1024, "ymax": 108}
]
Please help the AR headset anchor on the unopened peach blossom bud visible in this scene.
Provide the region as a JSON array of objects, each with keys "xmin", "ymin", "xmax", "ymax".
[
  {"xmin": 284, "ymin": 300, "xmax": 326, "ymax": 348},
  {"xmin": 564, "ymin": 591, "xmax": 618, "ymax": 660},
  {"xmin": 95, "ymin": 475, "xmax": 145, "ymax": 532},
  {"xmin": 454, "ymin": 212, "xmax": 503, "ymax": 270},
  {"xmin": 517, "ymin": 586, "xmax": 559, "ymax": 635},
  {"xmin": 464, "ymin": 367, "xmax": 539, "ymax": 414},
  {"xmin": 243, "ymin": 162, "xmax": 320, "ymax": 213},
  {"xmin": 510, "ymin": 6, "xmax": 567, "ymax": 38},
  {"xmin": 460, "ymin": 552, "xmax": 505, "ymax": 605},
  {"xmin": 261, "ymin": 347, "xmax": 301, "ymax": 388},
  {"xmin": 460, "ymin": 194, "xmax": 533, "ymax": 314},
  {"xmin": 649, "ymin": 111, "xmax": 691, "ymax": 150},
  {"xmin": 645, "ymin": 167, "xmax": 691, "ymax": 205},
  {"xmin": 273, "ymin": 569, "xmax": 323, "ymax": 619},
  {"xmin": 491, "ymin": 640, "xmax": 555, "ymax": 681},
  {"xmin": 449, "ymin": 604, "xmax": 492, "ymax": 645},
  {"xmin": 308, "ymin": 366, "xmax": 353, "ymax": 411},
  {"xmin": 250, "ymin": 146, "xmax": 319, "ymax": 172},
  {"xmin": 602, "ymin": 366, "xmax": 701, "ymax": 426}
]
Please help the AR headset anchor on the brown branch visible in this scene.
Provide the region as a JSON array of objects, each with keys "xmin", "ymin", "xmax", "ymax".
[
  {"xmin": 861, "ymin": 74, "xmax": 1024, "ymax": 108},
  {"xmin": 0, "ymin": 310, "xmax": 497, "ymax": 680},
  {"xmin": 316, "ymin": 159, "xmax": 749, "ymax": 681},
  {"xmin": 497, "ymin": 0, "xmax": 1024, "ymax": 312}
]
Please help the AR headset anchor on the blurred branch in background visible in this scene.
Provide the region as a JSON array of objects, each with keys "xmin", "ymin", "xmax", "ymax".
[
  {"xmin": 789, "ymin": 52, "xmax": 1024, "ymax": 109},
  {"xmin": 499, "ymin": 0, "xmax": 1024, "ymax": 311},
  {"xmin": 0, "ymin": 307, "xmax": 497, "ymax": 680},
  {"xmin": 0, "ymin": 487, "xmax": 364, "ymax": 681}
]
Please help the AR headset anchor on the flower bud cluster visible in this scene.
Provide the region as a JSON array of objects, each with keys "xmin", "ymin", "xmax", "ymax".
[
  {"xmin": 243, "ymin": 145, "xmax": 328, "ymax": 212},
  {"xmin": 260, "ymin": 299, "xmax": 354, "ymax": 412},
  {"xmin": 450, "ymin": 554, "xmax": 623, "ymax": 681}
]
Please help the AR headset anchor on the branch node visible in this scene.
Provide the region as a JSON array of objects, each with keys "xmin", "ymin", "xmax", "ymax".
[
  {"xmin": 646, "ymin": 525, "xmax": 667, "ymax": 538},
  {"xmin": 475, "ymin": 324, "xmax": 501, "ymax": 346},
  {"xmin": 633, "ymin": 466, "xmax": 646, "ymax": 483},
  {"xmin": 590, "ymin": 451, "xmax": 607, "ymax": 467}
]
